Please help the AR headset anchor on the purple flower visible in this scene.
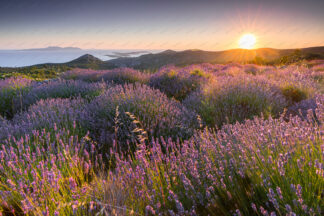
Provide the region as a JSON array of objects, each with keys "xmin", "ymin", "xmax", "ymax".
[{"xmin": 145, "ymin": 205, "xmax": 155, "ymax": 215}]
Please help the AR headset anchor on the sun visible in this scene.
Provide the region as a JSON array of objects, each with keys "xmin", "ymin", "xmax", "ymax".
[{"xmin": 238, "ymin": 34, "xmax": 256, "ymax": 49}]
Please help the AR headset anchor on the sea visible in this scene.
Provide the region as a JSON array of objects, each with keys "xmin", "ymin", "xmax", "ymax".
[{"xmin": 0, "ymin": 49, "xmax": 159, "ymax": 67}]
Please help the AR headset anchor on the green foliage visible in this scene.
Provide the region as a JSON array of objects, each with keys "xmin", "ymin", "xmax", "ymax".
[
  {"xmin": 243, "ymin": 64, "xmax": 260, "ymax": 75},
  {"xmin": 0, "ymin": 61, "xmax": 323, "ymax": 215},
  {"xmin": 86, "ymin": 84, "xmax": 198, "ymax": 153},
  {"xmin": 0, "ymin": 128, "xmax": 95, "ymax": 215},
  {"xmin": 0, "ymin": 88, "xmax": 18, "ymax": 118},
  {"xmin": 149, "ymin": 68, "xmax": 211, "ymax": 101},
  {"xmin": 248, "ymin": 56, "xmax": 268, "ymax": 65},
  {"xmin": 167, "ymin": 70, "xmax": 178, "ymax": 78},
  {"xmin": 0, "ymin": 84, "xmax": 32, "ymax": 119},
  {"xmin": 281, "ymin": 85, "xmax": 308, "ymax": 104},
  {"xmin": 200, "ymin": 89, "xmax": 273, "ymax": 127},
  {"xmin": 185, "ymin": 78, "xmax": 287, "ymax": 128},
  {"xmin": 190, "ymin": 69, "xmax": 209, "ymax": 78},
  {"xmin": 0, "ymin": 65, "xmax": 71, "ymax": 80},
  {"xmin": 279, "ymin": 49, "xmax": 303, "ymax": 65}
]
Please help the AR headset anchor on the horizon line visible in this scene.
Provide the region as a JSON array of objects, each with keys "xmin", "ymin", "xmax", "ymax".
[{"xmin": 1, "ymin": 45, "xmax": 324, "ymax": 52}]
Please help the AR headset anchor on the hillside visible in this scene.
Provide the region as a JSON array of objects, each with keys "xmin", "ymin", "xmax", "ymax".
[
  {"xmin": 66, "ymin": 54, "xmax": 103, "ymax": 68},
  {"xmin": 1, "ymin": 46, "xmax": 324, "ymax": 78},
  {"xmin": 66, "ymin": 46, "xmax": 324, "ymax": 70},
  {"xmin": 104, "ymin": 46, "xmax": 324, "ymax": 69}
]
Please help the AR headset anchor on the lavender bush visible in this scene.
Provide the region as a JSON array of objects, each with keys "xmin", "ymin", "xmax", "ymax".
[
  {"xmin": 149, "ymin": 65, "xmax": 213, "ymax": 100},
  {"xmin": 85, "ymin": 83, "xmax": 199, "ymax": 151},
  {"xmin": 0, "ymin": 98, "xmax": 87, "ymax": 141},
  {"xmin": 0, "ymin": 128, "xmax": 101, "ymax": 215},
  {"xmin": 262, "ymin": 65, "xmax": 320, "ymax": 97},
  {"xmin": 307, "ymin": 62, "xmax": 324, "ymax": 89},
  {"xmin": 105, "ymin": 95, "xmax": 323, "ymax": 215},
  {"xmin": 61, "ymin": 68, "xmax": 150, "ymax": 84},
  {"xmin": 0, "ymin": 77, "xmax": 33, "ymax": 118},
  {"xmin": 98, "ymin": 68, "xmax": 150, "ymax": 85},
  {"xmin": 14, "ymin": 79, "xmax": 107, "ymax": 112},
  {"xmin": 184, "ymin": 76, "xmax": 287, "ymax": 128},
  {"xmin": 0, "ymin": 62, "xmax": 323, "ymax": 216}
]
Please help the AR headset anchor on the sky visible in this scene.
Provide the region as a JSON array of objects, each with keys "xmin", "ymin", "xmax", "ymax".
[{"xmin": 0, "ymin": 0, "xmax": 324, "ymax": 50}]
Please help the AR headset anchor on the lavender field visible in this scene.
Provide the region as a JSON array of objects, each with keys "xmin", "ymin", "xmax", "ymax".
[{"xmin": 0, "ymin": 61, "xmax": 323, "ymax": 215}]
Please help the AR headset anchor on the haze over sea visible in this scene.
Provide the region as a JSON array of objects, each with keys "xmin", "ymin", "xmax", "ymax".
[{"xmin": 0, "ymin": 49, "xmax": 159, "ymax": 67}]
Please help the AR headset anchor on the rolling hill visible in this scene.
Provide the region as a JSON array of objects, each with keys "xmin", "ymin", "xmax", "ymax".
[
  {"xmin": 102, "ymin": 46, "xmax": 324, "ymax": 69},
  {"xmin": 1, "ymin": 46, "xmax": 324, "ymax": 78}
]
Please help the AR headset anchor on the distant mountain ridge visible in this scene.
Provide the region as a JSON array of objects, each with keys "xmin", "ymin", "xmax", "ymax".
[{"xmin": 20, "ymin": 46, "xmax": 82, "ymax": 51}]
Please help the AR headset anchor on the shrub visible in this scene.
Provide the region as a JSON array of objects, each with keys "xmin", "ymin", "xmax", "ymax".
[
  {"xmin": 1, "ymin": 63, "xmax": 323, "ymax": 216},
  {"xmin": 312, "ymin": 63, "xmax": 324, "ymax": 72},
  {"xmin": 243, "ymin": 64, "xmax": 260, "ymax": 75},
  {"xmin": 85, "ymin": 83, "xmax": 199, "ymax": 151},
  {"xmin": 98, "ymin": 68, "xmax": 150, "ymax": 84},
  {"xmin": 311, "ymin": 71, "xmax": 324, "ymax": 84},
  {"xmin": 0, "ymin": 77, "xmax": 33, "ymax": 118},
  {"xmin": 0, "ymin": 128, "xmax": 100, "ymax": 215},
  {"xmin": 107, "ymin": 95, "xmax": 324, "ymax": 215},
  {"xmin": 263, "ymin": 65, "xmax": 320, "ymax": 96},
  {"xmin": 149, "ymin": 66, "xmax": 212, "ymax": 100},
  {"xmin": 61, "ymin": 68, "xmax": 150, "ymax": 84},
  {"xmin": 15, "ymin": 79, "xmax": 106, "ymax": 112},
  {"xmin": 281, "ymin": 85, "xmax": 308, "ymax": 104},
  {"xmin": 285, "ymin": 98, "xmax": 318, "ymax": 120},
  {"xmin": 217, "ymin": 65, "xmax": 245, "ymax": 77},
  {"xmin": 0, "ymin": 97, "xmax": 87, "ymax": 141},
  {"xmin": 61, "ymin": 68, "xmax": 101, "ymax": 82},
  {"xmin": 190, "ymin": 69, "xmax": 210, "ymax": 78},
  {"xmin": 184, "ymin": 76, "xmax": 287, "ymax": 128}
]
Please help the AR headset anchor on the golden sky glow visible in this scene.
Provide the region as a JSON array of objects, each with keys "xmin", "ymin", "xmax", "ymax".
[{"xmin": 0, "ymin": 0, "xmax": 323, "ymax": 50}]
